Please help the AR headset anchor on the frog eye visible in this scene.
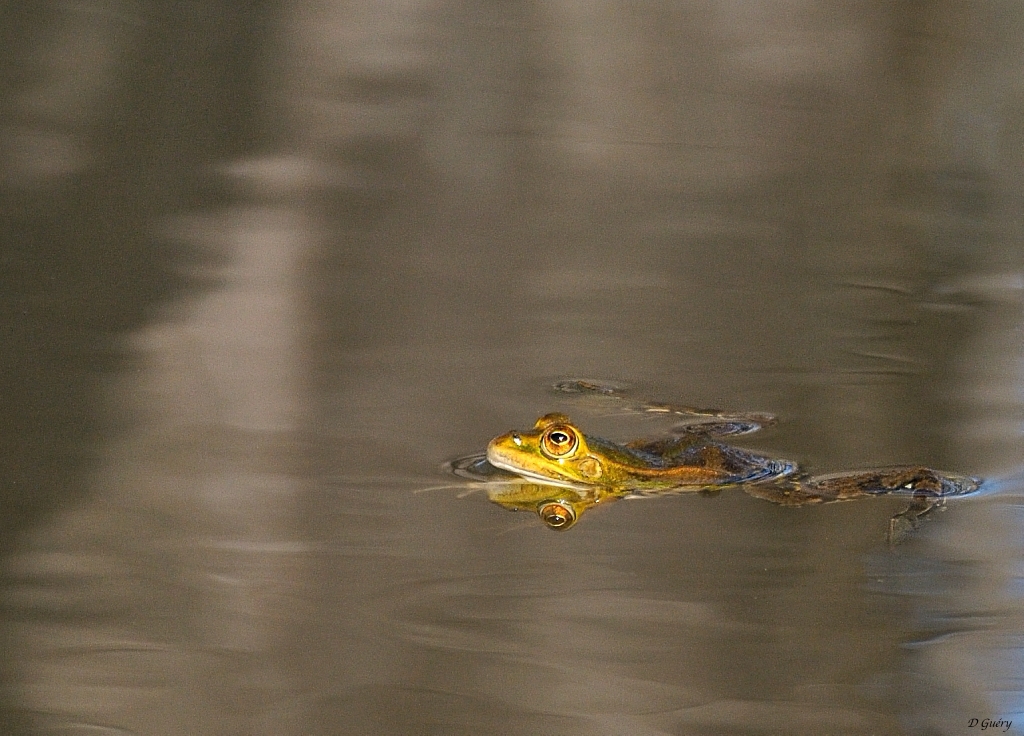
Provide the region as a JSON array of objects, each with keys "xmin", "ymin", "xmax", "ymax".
[
  {"xmin": 540, "ymin": 425, "xmax": 578, "ymax": 458},
  {"xmin": 539, "ymin": 502, "xmax": 577, "ymax": 529}
]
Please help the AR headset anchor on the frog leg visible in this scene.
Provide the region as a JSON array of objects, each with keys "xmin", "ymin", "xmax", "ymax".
[
  {"xmin": 641, "ymin": 401, "xmax": 775, "ymax": 425},
  {"xmin": 887, "ymin": 494, "xmax": 944, "ymax": 546},
  {"xmin": 803, "ymin": 465, "xmax": 979, "ymax": 499},
  {"xmin": 668, "ymin": 417, "xmax": 773, "ymax": 437},
  {"xmin": 742, "ymin": 476, "xmax": 830, "ymax": 506},
  {"xmin": 746, "ymin": 466, "xmax": 973, "ymax": 544},
  {"xmin": 552, "ymin": 379, "xmax": 627, "ymax": 396},
  {"xmin": 747, "ymin": 466, "xmax": 977, "ymax": 502},
  {"xmin": 552, "ymin": 380, "xmax": 776, "ymax": 433}
]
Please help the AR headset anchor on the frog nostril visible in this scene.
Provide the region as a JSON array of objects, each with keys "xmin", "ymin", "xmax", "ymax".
[{"xmin": 512, "ymin": 432, "xmax": 522, "ymax": 446}]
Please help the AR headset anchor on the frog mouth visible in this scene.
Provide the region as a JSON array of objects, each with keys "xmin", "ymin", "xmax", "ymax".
[{"xmin": 485, "ymin": 446, "xmax": 588, "ymax": 489}]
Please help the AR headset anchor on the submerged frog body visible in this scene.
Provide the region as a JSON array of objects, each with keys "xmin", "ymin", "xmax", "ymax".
[{"xmin": 461, "ymin": 382, "xmax": 981, "ymax": 540}]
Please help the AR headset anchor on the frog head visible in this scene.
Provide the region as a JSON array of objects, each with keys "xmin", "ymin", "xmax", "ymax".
[{"xmin": 486, "ymin": 413, "xmax": 605, "ymax": 488}]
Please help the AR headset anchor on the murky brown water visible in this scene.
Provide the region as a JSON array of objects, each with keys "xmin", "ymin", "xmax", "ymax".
[{"xmin": 2, "ymin": 3, "xmax": 1023, "ymax": 735}]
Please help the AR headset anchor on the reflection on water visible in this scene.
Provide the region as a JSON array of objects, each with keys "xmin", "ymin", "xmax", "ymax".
[{"xmin": 2, "ymin": 1, "xmax": 1024, "ymax": 734}]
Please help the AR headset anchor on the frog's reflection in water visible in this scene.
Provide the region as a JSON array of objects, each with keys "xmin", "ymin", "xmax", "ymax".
[
  {"xmin": 446, "ymin": 450, "xmax": 616, "ymax": 530},
  {"xmin": 485, "ymin": 482, "xmax": 620, "ymax": 530}
]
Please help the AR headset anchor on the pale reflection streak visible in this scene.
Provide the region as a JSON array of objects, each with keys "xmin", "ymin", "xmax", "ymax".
[
  {"xmin": 904, "ymin": 271, "xmax": 1024, "ymax": 731},
  {"xmin": 5, "ymin": 187, "xmax": 314, "ymax": 734}
]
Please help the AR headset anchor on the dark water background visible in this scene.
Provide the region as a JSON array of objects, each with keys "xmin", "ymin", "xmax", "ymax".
[{"xmin": 2, "ymin": 2, "xmax": 1023, "ymax": 734}]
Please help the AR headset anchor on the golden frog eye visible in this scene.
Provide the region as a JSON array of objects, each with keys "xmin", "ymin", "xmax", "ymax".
[
  {"xmin": 539, "ymin": 502, "xmax": 577, "ymax": 529},
  {"xmin": 540, "ymin": 425, "xmax": 578, "ymax": 458}
]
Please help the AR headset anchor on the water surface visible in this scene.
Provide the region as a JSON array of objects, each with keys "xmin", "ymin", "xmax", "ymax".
[{"xmin": 2, "ymin": 3, "xmax": 1023, "ymax": 735}]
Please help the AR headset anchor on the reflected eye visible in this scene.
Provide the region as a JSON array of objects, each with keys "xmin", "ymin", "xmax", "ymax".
[
  {"xmin": 541, "ymin": 426, "xmax": 578, "ymax": 458},
  {"xmin": 539, "ymin": 502, "xmax": 577, "ymax": 530}
]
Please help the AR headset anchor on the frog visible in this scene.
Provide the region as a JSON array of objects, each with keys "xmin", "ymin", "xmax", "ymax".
[
  {"xmin": 486, "ymin": 412, "xmax": 794, "ymax": 492},
  {"xmin": 452, "ymin": 381, "xmax": 981, "ymax": 541}
]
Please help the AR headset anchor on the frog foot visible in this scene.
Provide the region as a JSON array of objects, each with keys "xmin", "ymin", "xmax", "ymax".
[{"xmin": 887, "ymin": 496, "xmax": 945, "ymax": 546}]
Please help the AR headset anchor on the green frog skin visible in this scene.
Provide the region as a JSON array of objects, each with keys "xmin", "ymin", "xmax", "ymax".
[{"xmin": 486, "ymin": 413, "xmax": 792, "ymax": 492}]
